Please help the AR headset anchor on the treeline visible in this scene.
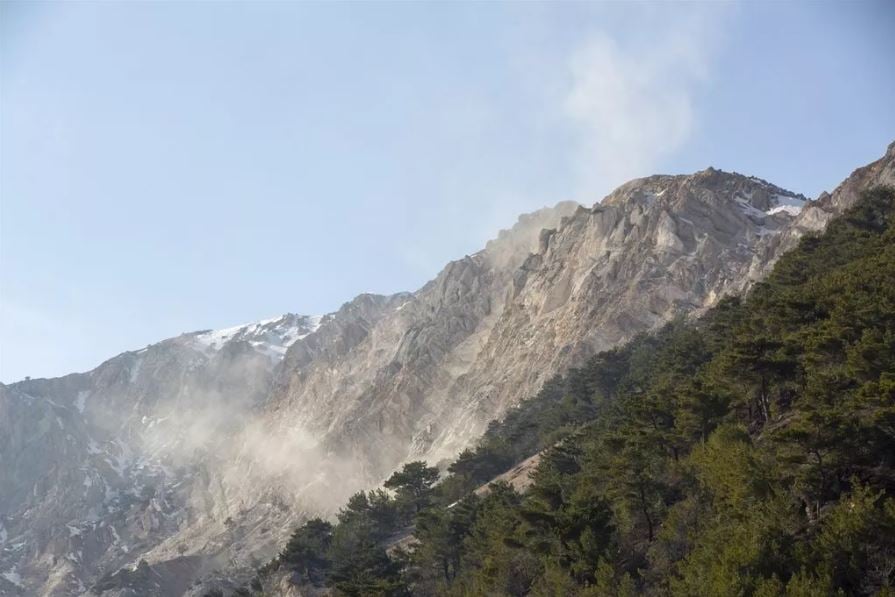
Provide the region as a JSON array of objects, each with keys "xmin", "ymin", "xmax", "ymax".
[{"xmin": 251, "ymin": 187, "xmax": 895, "ymax": 596}]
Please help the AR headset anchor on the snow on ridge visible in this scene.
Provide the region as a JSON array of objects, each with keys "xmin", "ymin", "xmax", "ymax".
[
  {"xmin": 736, "ymin": 190, "xmax": 807, "ymax": 220},
  {"xmin": 192, "ymin": 313, "xmax": 323, "ymax": 357},
  {"xmin": 193, "ymin": 316, "xmax": 281, "ymax": 349},
  {"xmin": 767, "ymin": 204, "xmax": 803, "ymax": 216},
  {"xmin": 766, "ymin": 193, "xmax": 807, "ymax": 217}
]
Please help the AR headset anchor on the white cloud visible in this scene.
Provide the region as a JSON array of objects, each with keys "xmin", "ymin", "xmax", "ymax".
[{"xmin": 563, "ymin": 10, "xmax": 724, "ymax": 201}]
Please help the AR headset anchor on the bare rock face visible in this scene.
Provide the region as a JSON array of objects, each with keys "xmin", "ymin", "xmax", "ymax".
[
  {"xmin": 266, "ymin": 169, "xmax": 814, "ymax": 473},
  {"xmin": 264, "ymin": 202, "xmax": 581, "ymax": 478},
  {"xmin": 2, "ymin": 144, "xmax": 893, "ymax": 596}
]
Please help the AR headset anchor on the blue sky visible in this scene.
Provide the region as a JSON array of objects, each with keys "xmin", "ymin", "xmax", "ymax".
[{"xmin": 1, "ymin": 1, "xmax": 894, "ymax": 382}]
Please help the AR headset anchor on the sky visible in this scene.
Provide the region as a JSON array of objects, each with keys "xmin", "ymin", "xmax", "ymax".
[{"xmin": 1, "ymin": 1, "xmax": 894, "ymax": 383}]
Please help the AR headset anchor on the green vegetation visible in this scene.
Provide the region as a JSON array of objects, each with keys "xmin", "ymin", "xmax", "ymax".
[{"xmin": 257, "ymin": 187, "xmax": 895, "ymax": 596}]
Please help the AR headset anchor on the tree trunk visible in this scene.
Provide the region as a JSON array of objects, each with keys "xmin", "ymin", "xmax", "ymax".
[{"xmin": 638, "ymin": 483, "xmax": 654, "ymax": 542}]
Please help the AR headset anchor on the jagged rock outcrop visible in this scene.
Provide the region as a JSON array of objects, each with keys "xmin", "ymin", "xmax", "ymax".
[{"xmin": 2, "ymin": 143, "xmax": 893, "ymax": 596}]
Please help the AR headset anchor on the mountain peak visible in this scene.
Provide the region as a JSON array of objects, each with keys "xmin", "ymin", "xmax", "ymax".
[
  {"xmin": 189, "ymin": 313, "xmax": 323, "ymax": 359},
  {"xmin": 599, "ymin": 167, "xmax": 807, "ymax": 219}
]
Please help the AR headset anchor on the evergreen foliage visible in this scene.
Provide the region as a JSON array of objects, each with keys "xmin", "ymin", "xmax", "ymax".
[{"xmin": 261, "ymin": 187, "xmax": 895, "ymax": 596}]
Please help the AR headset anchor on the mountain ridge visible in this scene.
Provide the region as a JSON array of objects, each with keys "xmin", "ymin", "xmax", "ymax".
[{"xmin": 2, "ymin": 143, "xmax": 894, "ymax": 596}]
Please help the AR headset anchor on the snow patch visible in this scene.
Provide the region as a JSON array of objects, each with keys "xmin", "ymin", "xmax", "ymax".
[
  {"xmin": 766, "ymin": 193, "xmax": 806, "ymax": 217},
  {"xmin": 192, "ymin": 313, "xmax": 322, "ymax": 359},
  {"xmin": 767, "ymin": 205, "xmax": 801, "ymax": 216},
  {"xmin": 194, "ymin": 316, "xmax": 282, "ymax": 349}
]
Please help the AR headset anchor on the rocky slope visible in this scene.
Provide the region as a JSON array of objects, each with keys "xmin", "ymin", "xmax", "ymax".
[
  {"xmin": 0, "ymin": 315, "xmax": 321, "ymax": 596},
  {"xmin": 1, "ymin": 142, "xmax": 893, "ymax": 596},
  {"xmin": 263, "ymin": 168, "xmax": 818, "ymax": 476}
]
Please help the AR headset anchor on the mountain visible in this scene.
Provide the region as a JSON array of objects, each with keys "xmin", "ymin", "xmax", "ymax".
[
  {"xmin": 264, "ymin": 183, "xmax": 895, "ymax": 597},
  {"xmin": 1, "ymin": 142, "xmax": 893, "ymax": 596},
  {"xmin": 265, "ymin": 167, "xmax": 821, "ymax": 478}
]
